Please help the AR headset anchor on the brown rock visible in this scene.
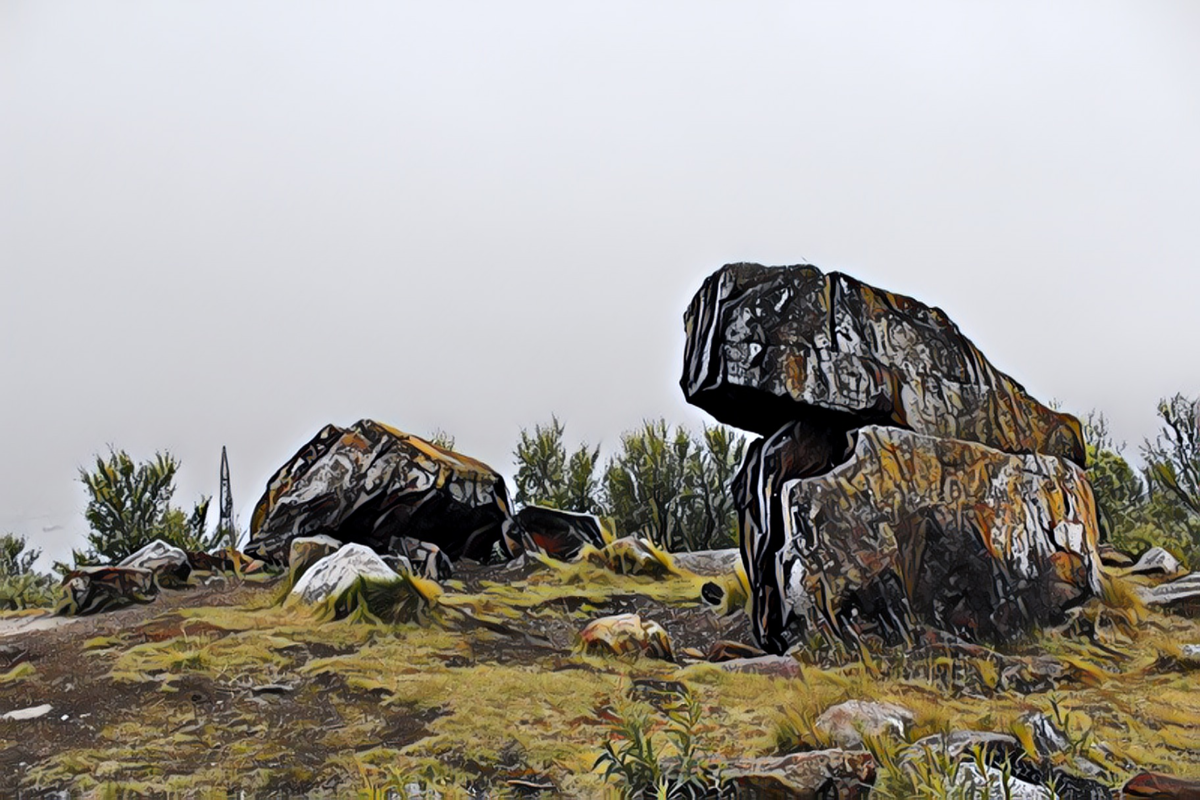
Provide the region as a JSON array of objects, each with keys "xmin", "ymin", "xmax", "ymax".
[
  {"xmin": 735, "ymin": 423, "xmax": 1101, "ymax": 653},
  {"xmin": 579, "ymin": 614, "xmax": 674, "ymax": 661},
  {"xmin": 57, "ymin": 566, "xmax": 158, "ymax": 616},
  {"xmin": 245, "ymin": 420, "xmax": 517, "ymax": 566},
  {"xmin": 583, "ymin": 536, "xmax": 675, "ymax": 578},
  {"xmin": 715, "ymin": 748, "xmax": 875, "ymax": 799},
  {"xmin": 1123, "ymin": 772, "xmax": 1200, "ymax": 799},
  {"xmin": 681, "ymin": 263, "xmax": 1084, "ymax": 465},
  {"xmin": 288, "ymin": 535, "xmax": 343, "ymax": 585}
]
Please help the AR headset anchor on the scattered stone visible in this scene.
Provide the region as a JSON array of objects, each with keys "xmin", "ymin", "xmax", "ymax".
[
  {"xmin": 289, "ymin": 544, "xmax": 404, "ymax": 606},
  {"xmin": 1096, "ymin": 543, "xmax": 1135, "ymax": 568},
  {"xmin": 1122, "ymin": 771, "xmax": 1200, "ymax": 799},
  {"xmin": 389, "ymin": 537, "xmax": 453, "ymax": 582},
  {"xmin": 952, "ymin": 762, "xmax": 1053, "ymax": 800},
  {"xmin": 1, "ymin": 704, "xmax": 53, "ymax": 721},
  {"xmin": 246, "ymin": 420, "xmax": 518, "ymax": 566},
  {"xmin": 735, "ymin": 423, "xmax": 1101, "ymax": 653},
  {"xmin": 579, "ymin": 614, "xmax": 673, "ymax": 661},
  {"xmin": 288, "ymin": 535, "xmax": 344, "ymax": 584},
  {"xmin": 57, "ymin": 566, "xmax": 158, "ymax": 616},
  {"xmin": 713, "ymin": 654, "xmax": 802, "ymax": 679},
  {"xmin": 1139, "ymin": 573, "xmax": 1200, "ymax": 615},
  {"xmin": 250, "ymin": 683, "xmax": 294, "ymax": 695},
  {"xmin": 814, "ymin": 699, "xmax": 914, "ymax": 749},
  {"xmin": 714, "ymin": 748, "xmax": 875, "ymax": 799},
  {"xmin": 704, "ymin": 640, "xmax": 765, "ymax": 662},
  {"xmin": 513, "ymin": 506, "xmax": 607, "ymax": 561},
  {"xmin": 671, "ymin": 548, "xmax": 741, "ymax": 577},
  {"xmin": 187, "ymin": 547, "xmax": 260, "ymax": 574},
  {"xmin": 118, "ymin": 539, "xmax": 191, "ymax": 586},
  {"xmin": 583, "ymin": 537, "xmax": 674, "ymax": 578},
  {"xmin": 1129, "ymin": 547, "xmax": 1185, "ymax": 578},
  {"xmin": 681, "ymin": 262, "xmax": 1085, "ymax": 464}
]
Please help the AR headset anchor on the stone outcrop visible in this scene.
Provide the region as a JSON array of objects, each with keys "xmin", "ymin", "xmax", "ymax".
[
  {"xmin": 713, "ymin": 749, "xmax": 875, "ymax": 799},
  {"xmin": 735, "ymin": 424, "xmax": 1100, "ymax": 652},
  {"xmin": 681, "ymin": 263, "xmax": 1101, "ymax": 654},
  {"xmin": 246, "ymin": 420, "xmax": 517, "ymax": 566},
  {"xmin": 681, "ymin": 263, "xmax": 1085, "ymax": 465},
  {"xmin": 513, "ymin": 506, "xmax": 607, "ymax": 561},
  {"xmin": 57, "ymin": 566, "xmax": 158, "ymax": 616}
]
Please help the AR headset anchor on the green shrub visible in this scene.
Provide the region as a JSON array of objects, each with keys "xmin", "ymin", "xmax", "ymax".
[
  {"xmin": 60, "ymin": 449, "xmax": 217, "ymax": 571},
  {"xmin": 0, "ymin": 533, "xmax": 55, "ymax": 610}
]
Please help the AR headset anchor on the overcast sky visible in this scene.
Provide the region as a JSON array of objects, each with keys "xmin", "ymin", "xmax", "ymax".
[{"xmin": 2, "ymin": 2, "xmax": 1198, "ymax": 566}]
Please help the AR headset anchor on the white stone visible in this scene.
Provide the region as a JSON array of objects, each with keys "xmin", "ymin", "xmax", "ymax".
[
  {"xmin": 289, "ymin": 543, "xmax": 405, "ymax": 605},
  {"xmin": 118, "ymin": 539, "xmax": 190, "ymax": 576},
  {"xmin": 953, "ymin": 762, "xmax": 1052, "ymax": 800},
  {"xmin": 2, "ymin": 703, "xmax": 53, "ymax": 721},
  {"xmin": 814, "ymin": 699, "xmax": 914, "ymax": 748},
  {"xmin": 1130, "ymin": 546, "xmax": 1184, "ymax": 577}
]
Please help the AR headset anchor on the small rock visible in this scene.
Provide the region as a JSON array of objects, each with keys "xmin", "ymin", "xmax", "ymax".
[
  {"xmin": 671, "ymin": 548, "xmax": 741, "ymax": 577},
  {"xmin": 1122, "ymin": 771, "xmax": 1200, "ymax": 799},
  {"xmin": 119, "ymin": 539, "xmax": 192, "ymax": 585},
  {"xmin": 1018, "ymin": 711, "xmax": 1071, "ymax": 760},
  {"xmin": 704, "ymin": 640, "xmax": 765, "ymax": 662},
  {"xmin": 57, "ymin": 566, "xmax": 158, "ymax": 616},
  {"xmin": 289, "ymin": 544, "xmax": 403, "ymax": 606},
  {"xmin": 714, "ymin": 654, "xmax": 802, "ymax": 678},
  {"xmin": 2, "ymin": 703, "xmax": 52, "ymax": 721},
  {"xmin": 1140, "ymin": 573, "xmax": 1200, "ymax": 613},
  {"xmin": 288, "ymin": 535, "xmax": 344, "ymax": 584},
  {"xmin": 815, "ymin": 699, "xmax": 915, "ymax": 749},
  {"xmin": 579, "ymin": 614, "xmax": 673, "ymax": 661},
  {"xmin": 1130, "ymin": 547, "xmax": 1185, "ymax": 577},
  {"xmin": 251, "ymin": 683, "xmax": 294, "ymax": 695},
  {"xmin": 584, "ymin": 537, "xmax": 674, "ymax": 578},
  {"xmin": 953, "ymin": 762, "xmax": 1052, "ymax": 800},
  {"xmin": 1096, "ymin": 543, "xmax": 1135, "ymax": 568},
  {"xmin": 714, "ymin": 748, "xmax": 875, "ymax": 799}
]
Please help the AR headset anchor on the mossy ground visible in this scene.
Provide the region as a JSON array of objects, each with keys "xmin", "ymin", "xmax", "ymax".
[{"xmin": 0, "ymin": 561, "xmax": 1198, "ymax": 798}]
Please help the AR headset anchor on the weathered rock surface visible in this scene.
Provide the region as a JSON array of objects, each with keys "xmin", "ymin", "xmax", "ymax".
[
  {"xmin": 246, "ymin": 420, "xmax": 516, "ymax": 566},
  {"xmin": 1122, "ymin": 771, "xmax": 1200, "ymax": 799},
  {"xmin": 713, "ymin": 749, "xmax": 875, "ymax": 799},
  {"xmin": 1, "ymin": 704, "xmax": 53, "ymax": 721},
  {"xmin": 681, "ymin": 262, "xmax": 1085, "ymax": 465},
  {"xmin": 513, "ymin": 506, "xmax": 607, "ymax": 561},
  {"xmin": 736, "ymin": 423, "xmax": 1101, "ymax": 653},
  {"xmin": 289, "ymin": 544, "xmax": 404, "ymax": 606},
  {"xmin": 288, "ymin": 535, "xmax": 343, "ymax": 584},
  {"xmin": 671, "ymin": 547, "xmax": 742, "ymax": 576},
  {"xmin": 713, "ymin": 654, "xmax": 802, "ymax": 678},
  {"xmin": 389, "ymin": 537, "xmax": 453, "ymax": 582},
  {"xmin": 1129, "ymin": 546, "xmax": 1185, "ymax": 578},
  {"xmin": 57, "ymin": 566, "xmax": 158, "ymax": 616},
  {"xmin": 579, "ymin": 614, "xmax": 673, "ymax": 661},
  {"xmin": 583, "ymin": 536, "xmax": 674, "ymax": 578},
  {"xmin": 1138, "ymin": 573, "xmax": 1200, "ymax": 614},
  {"xmin": 118, "ymin": 540, "xmax": 191, "ymax": 586},
  {"xmin": 815, "ymin": 699, "xmax": 914, "ymax": 749}
]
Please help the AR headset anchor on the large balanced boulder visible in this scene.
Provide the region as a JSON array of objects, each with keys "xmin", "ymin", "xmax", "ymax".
[
  {"xmin": 735, "ymin": 423, "xmax": 1101, "ymax": 653},
  {"xmin": 681, "ymin": 263, "xmax": 1085, "ymax": 465},
  {"xmin": 245, "ymin": 420, "xmax": 517, "ymax": 566}
]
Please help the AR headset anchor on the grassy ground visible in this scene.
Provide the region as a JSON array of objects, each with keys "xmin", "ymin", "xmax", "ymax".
[{"xmin": 0, "ymin": 558, "xmax": 1198, "ymax": 798}]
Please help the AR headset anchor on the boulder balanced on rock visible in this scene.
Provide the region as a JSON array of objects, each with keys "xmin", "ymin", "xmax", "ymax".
[
  {"xmin": 735, "ymin": 423, "xmax": 1101, "ymax": 652},
  {"xmin": 682, "ymin": 263, "xmax": 1101, "ymax": 654},
  {"xmin": 245, "ymin": 420, "xmax": 517, "ymax": 566},
  {"xmin": 682, "ymin": 263, "xmax": 1085, "ymax": 465}
]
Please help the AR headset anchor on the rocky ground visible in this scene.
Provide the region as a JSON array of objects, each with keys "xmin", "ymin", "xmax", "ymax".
[{"xmin": 2, "ymin": 553, "xmax": 1200, "ymax": 799}]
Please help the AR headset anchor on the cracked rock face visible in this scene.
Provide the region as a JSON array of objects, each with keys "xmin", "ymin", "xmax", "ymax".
[
  {"xmin": 246, "ymin": 420, "xmax": 516, "ymax": 566},
  {"xmin": 681, "ymin": 262, "xmax": 1085, "ymax": 465},
  {"xmin": 737, "ymin": 424, "xmax": 1101, "ymax": 653},
  {"xmin": 682, "ymin": 263, "xmax": 1101, "ymax": 654}
]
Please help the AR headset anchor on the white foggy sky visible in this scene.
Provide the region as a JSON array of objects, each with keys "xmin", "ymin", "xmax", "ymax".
[{"xmin": 2, "ymin": 2, "xmax": 1198, "ymax": 566}]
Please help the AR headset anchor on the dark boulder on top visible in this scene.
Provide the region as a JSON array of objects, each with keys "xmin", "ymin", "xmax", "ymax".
[
  {"xmin": 513, "ymin": 506, "xmax": 607, "ymax": 561},
  {"xmin": 245, "ymin": 420, "xmax": 517, "ymax": 566},
  {"xmin": 681, "ymin": 263, "xmax": 1085, "ymax": 466}
]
